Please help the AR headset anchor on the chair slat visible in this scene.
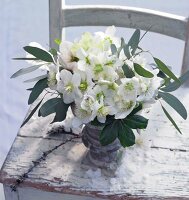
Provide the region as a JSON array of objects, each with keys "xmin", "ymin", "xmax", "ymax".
[{"xmin": 62, "ymin": 5, "xmax": 187, "ymax": 41}]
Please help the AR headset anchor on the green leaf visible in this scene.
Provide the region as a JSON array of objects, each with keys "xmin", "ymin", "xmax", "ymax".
[
  {"xmin": 24, "ymin": 74, "xmax": 48, "ymax": 83},
  {"xmin": 154, "ymin": 57, "xmax": 180, "ymax": 82},
  {"xmin": 11, "ymin": 65, "xmax": 41, "ymax": 78},
  {"xmin": 23, "ymin": 46, "xmax": 54, "ymax": 63},
  {"xmin": 129, "ymin": 103, "xmax": 143, "ymax": 116},
  {"xmin": 49, "ymin": 48, "xmax": 57, "ymax": 56},
  {"xmin": 124, "ymin": 44, "xmax": 131, "ymax": 59},
  {"xmin": 51, "ymin": 99, "xmax": 70, "ymax": 123},
  {"xmin": 21, "ymin": 98, "xmax": 43, "ymax": 127},
  {"xmin": 161, "ymin": 105, "xmax": 182, "ymax": 134},
  {"xmin": 161, "ymin": 70, "xmax": 189, "ymax": 92},
  {"xmin": 54, "ymin": 38, "xmax": 61, "ymax": 45},
  {"xmin": 139, "ymin": 25, "xmax": 153, "ymax": 43},
  {"xmin": 134, "ymin": 63, "xmax": 154, "ymax": 78},
  {"xmin": 124, "ymin": 29, "xmax": 140, "ymax": 59},
  {"xmin": 129, "ymin": 29, "xmax": 140, "ymax": 54},
  {"xmin": 100, "ymin": 121, "xmax": 119, "ymax": 146},
  {"xmin": 91, "ymin": 117, "xmax": 105, "ymax": 126},
  {"xmin": 122, "ymin": 64, "xmax": 135, "ymax": 78},
  {"xmin": 158, "ymin": 92, "xmax": 187, "ymax": 120},
  {"xmin": 28, "ymin": 78, "xmax": 48, "ymax": 105},
  {"xmin": 118, "ymin": 121, "xmax": 135, "ymax": 147},
  {"xmin": 39, "ymin": 98, "xmax": 61, "ymax": 117},
  {"xmin": 124, "ymin": 115, "xmax": 148, "ymax": 129},
  {"xmin": 117, "ymin": 38, "xmax": 125, "ymax": 56},
  {"xmin": 111, "ymin": 44, "xmax": 117, "ymax": 55}
]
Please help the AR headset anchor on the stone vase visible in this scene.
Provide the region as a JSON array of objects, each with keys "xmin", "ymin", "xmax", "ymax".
[{"xmin": 81, "ymin": 123, "xmax": 122, "ymax": 171}]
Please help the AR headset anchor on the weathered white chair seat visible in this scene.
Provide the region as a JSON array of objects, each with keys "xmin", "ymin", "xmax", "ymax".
[{"xmin": 0, "ymin": 87, "xmax": 189, "ymax": 199}]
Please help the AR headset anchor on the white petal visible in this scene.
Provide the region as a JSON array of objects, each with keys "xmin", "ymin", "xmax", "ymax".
[
  {"xmin": 60, "ymin": 69, "xmax": 72, "ymax": 83},
  {"xmin": 105, "ymin": 26, "xmax": 116, "ymax": 36},
  {"xmin": 97, "ymin": 116, "xmax": 106, "ymax": 123},
  {"xmin": 72, "ymin": 73, "xmax": 81, "ymax": 86},
  {"xmin": 63, "ymin": 92, "xmax": 74, "ymax": 104},
  {"xmin": 78, "ymin": 60, "xmax": 87, "ymax": 71},
  {"xmin": 76, "ymin": 48, "xmax": 87, "ymax": 59}
]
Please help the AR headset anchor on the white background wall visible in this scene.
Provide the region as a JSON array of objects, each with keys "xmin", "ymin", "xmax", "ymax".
[{"xmin": 0, "ymin": 0, "xmax": 189, "ymax": 199}]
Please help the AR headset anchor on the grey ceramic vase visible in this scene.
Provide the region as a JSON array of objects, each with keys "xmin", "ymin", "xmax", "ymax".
[{"xmin": 81, "ymin": 123, "xmax": 121, "ymax": 169}]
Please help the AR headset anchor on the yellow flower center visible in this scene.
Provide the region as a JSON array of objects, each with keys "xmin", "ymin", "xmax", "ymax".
[{"xmin": 65, "ymin": 83, "xmax": 74, "ymax": 93}]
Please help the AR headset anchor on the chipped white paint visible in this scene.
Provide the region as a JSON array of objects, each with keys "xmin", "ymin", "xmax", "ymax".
[{"xmin": 1, "ymin": 2, "xmax": 189, "ymax": 199}]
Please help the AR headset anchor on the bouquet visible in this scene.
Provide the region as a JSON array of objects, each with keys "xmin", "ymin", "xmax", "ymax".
[{"xmin": 12, "ymin": 26, "xmax": 188, "ymax": 148}]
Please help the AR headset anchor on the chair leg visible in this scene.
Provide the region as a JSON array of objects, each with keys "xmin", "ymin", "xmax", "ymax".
[
  {"xmin": 3, "ymin": 185, "xmax": 19, "ymax": 200},
  {"xmin": 181, "ymin": 20, "xmax": 189, "ymax": 75}
]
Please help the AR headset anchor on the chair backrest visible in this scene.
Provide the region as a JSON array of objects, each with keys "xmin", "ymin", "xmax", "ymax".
[{"xmin": 49, "ymin": 0, "xmax": 189, "ymax": 75}]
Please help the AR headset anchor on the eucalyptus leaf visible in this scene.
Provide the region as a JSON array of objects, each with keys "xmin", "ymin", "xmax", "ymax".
[
  {"xmin": 100, "ymin": 121, "xmax": 119, "ymax": 146},
  {"xmin": 158, "ymin": 92, "xmax": 187, "ymax": 120},
  {"xmin": 161, "ymin": 70, "xmax": 189, "ymax": 92},
  {"xmin": 124, "ymin": 44, "xmax": 131, "ymax": 59},
  {"xmin": 128, "ymin": 29, "xmax": 140, "ymax": 55},
  {"xmin": 118, "ymin": 121, "xmax": 135, "ymax": 147},
  {"xmin": 139, "ymin": 25, "xmax": 153, "ymax": 43},
  {"xmin": 28, "ymin": 78, "xmax": 48, "ymax": 105},
  {"xmin": 124, "ymin": 29, "xmax": 140, "ymax": 59},
  {"xmin": 11, "ymin": 65, "xmax": 42, "ymax": 78},
  {"xmin": 23, "ymin": 46, "xmax": 54, "ymax": 63},
  {"xmin": 124, "ymin": 115, "xmax": 148, "ymax": 129},
  {"xmin": 161, "ymin": 105, "xmax": 182, "ymax": 134},
  {"xmin": 134, "ymin": 63, "xmax": 154, "ymax": 78},
  {"xmin": 154, "ymin": 57, "xmax": 180, "ymax": 82},
  {"xmin": 49, "ymin": 48, "xmax": 57, "ymax": 56},
  {"xmin": 122, "ymin": 64, "xmax": 135, "ymax": 78},
  {"xmin": 117, "ymin": 38, "xmax": 125, "ymax": 56},
  {"xmin": 21, "ymin": 98, "xmax": 43, "ymax": 127},
  {"xmin": 24, "ymin": 74, "xmax": 48, "ymax": 83},
  {"xmin": 111, "ymin": 44, "xmax": 117, "ymax": 55}
]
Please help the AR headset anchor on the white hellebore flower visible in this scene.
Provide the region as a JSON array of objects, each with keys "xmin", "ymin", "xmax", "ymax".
[
  {"xmin": 75, "ymin": 47, "xmax": 91, "ymax": 71},
  {"xmin": 95, "ymin": 26, "xmax": 120, "ymax": 49},
  {"xmin": 137, "ymin": 69, "xmax": 164, "ymax": 102},
  {"xmin": 59, "ymin": 41, "xmax": 78, "ymax": 71},
  {"xmin": 76, "ymin": 70, "xmax": 94, "ymax": 96},
  {"xmin": 90, "ymin": 52, "xmax": 119, "ymax": 81},
  {"xmin": 47, "ymin": 64, "xmax": 59, "ymax": 90},
  {"xmin": 113, "ymin": 77, "xmax": 139, "ymax": 119},
  {"xmin": 92, "ymin": 96, "xmax": 110, "ymax": 123},
  {"xmin": 72, "ymin": 95, "xmax": 96, "ymax": 127},
  {"xmin": 118, "ymin": 77, "xmax": 139, "ymax": 98},
  {"xmin": 57, "ymin": 70, "xmax": 81, "ymax": 104}
]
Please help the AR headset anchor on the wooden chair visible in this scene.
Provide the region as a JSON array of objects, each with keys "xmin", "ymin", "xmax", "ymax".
[{"xmin": 1, "ymin": 0, "xmax": 189, "ymax": 199}]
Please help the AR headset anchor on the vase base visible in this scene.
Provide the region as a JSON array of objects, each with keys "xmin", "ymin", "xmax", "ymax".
[{"xmin": 81, "ymin": 149, "xmax": 124, "ymax": 177}]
